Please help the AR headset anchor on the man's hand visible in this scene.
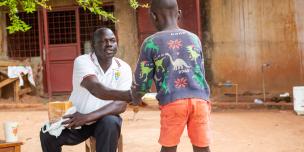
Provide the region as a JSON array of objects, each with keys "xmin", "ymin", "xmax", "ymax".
[{"xmin": 62, "ymin": 112, "xmax": 89, "ymax": 129}]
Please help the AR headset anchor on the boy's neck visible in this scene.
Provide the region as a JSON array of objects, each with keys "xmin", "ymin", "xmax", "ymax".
[
  {"xmin": 160, "ymin": 21, "xmax": 180, "ymax": 31},
  {"xmin": 161, "ymin": 26, "xmax": 180, "ymax": 31}
]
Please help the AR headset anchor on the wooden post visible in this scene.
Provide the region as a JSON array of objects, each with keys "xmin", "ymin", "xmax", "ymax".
[
  {"xmin": 85, "ymin": 135, "xmax": 123, "ymax": 152},
  {"xmin": 15, "ymin": 145, "xmax": 21, "ymax": 152},
  {"xmin": 14, "ymin": 80, "xmax": 19, "ymax": 102}
]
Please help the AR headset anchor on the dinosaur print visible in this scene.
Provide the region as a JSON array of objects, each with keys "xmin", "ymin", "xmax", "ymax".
[
  {"xmin": 155, "ymin": 57, "xmax": 165, "ymax": 72},
  {"xmin": 154, "ymin": 74, "xmax": 162, "ymax": 83},
  {"xmin": 165, "ymin": 53, "xmax": 190, "ymax": 71},
  {"xmin": 187, "ymin": 45, "xmax": 200, "ymax": 63},
  {"xmin": 140, "ymin": 79, "xmax": 153, "ymax": 92},
  {"xmin": 192, "ymin": 65, "xmax": 207, "ymax": 88},
  {"xmin": 144, "ymin": 38, "xmax": 159, "ymax": 53},
  {"xmin": 133, "ymin": 81, "xmax": 146, "ymax": 95},
  {"xmin": 191, "ymin": 36, "xmax": 201, "ymax": 48},
  {"xmin": 140, "ymin": 61, "xmax": 153, "ymax": 82},
  {"xmin": 160, "ymin": 71, "xmax": 170, "ymax": 94}
]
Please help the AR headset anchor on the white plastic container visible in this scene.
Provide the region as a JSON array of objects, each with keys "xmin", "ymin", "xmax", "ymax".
[
  {"xmin": 293, "ymin": 86, "xmax": 304, "ymax": 115},
  {"xmin": 3, "ymin": 121, "xmax": 18, "ymax": 142},
  {"xmin": 3, "ymin": 121, "xmax": 19, "ymax": 142}
]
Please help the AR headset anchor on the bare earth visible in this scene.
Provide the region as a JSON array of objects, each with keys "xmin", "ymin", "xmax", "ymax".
[{"xmin": 0, "ymin": 109, "xmax": 303, "ymax": 152}]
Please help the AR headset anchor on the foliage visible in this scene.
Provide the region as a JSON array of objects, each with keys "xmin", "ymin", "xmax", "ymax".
[
  {"xmin": 129, "ymin": 0, "xmax": 149, "ymax": 9},
  {"xmin": 0, "ymin": 0, "xmax": 148, "ymax": 34}
]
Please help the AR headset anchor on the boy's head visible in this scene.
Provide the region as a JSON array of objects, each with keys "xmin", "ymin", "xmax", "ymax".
[{"xmin": 149, "ymin": 0, "xmax": 181, "ymax": 31}]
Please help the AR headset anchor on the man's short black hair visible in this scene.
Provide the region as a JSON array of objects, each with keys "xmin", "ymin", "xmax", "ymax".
[{"xmin": 92, "ymin": 27, "xmax": 112, "ymax": 45}]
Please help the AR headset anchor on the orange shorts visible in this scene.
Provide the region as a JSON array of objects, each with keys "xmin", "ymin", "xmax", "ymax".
[{"xmin": 159, "ymin": 98, "xmax": 211, "ymax": 147}]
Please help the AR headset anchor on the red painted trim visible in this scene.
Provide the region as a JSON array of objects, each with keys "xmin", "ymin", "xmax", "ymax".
[
  {"xmin": 48, "ymin": 2, "xmax": 113, "ymax": 11},
  {"xmin": 114, "ymin": 58, "xmax": 121, "ymax": 67},
  {"xmin": 38, "ymin": 10, "xmax": 48, "ymax": 94},
  {"xmin": 43, "ymin": 8, "xmax": 52, "ymax": 97},
  {"xmin": 75, "ymin": 8, "xmax": 81, "ymax": 56},
  {"xmin": 48, "ymin": 43, "xmax": 79, "ymax": 47}
]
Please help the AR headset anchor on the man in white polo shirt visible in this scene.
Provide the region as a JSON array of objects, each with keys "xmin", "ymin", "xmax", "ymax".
[{"xmin": 40, "ymin": 28, "xmax": 132, "ymax": 152}]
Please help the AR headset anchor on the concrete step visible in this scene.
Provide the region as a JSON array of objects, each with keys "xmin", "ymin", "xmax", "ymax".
[{"xmin": 212, "ymin": 101, "xmax": 293, "ymax": 111}]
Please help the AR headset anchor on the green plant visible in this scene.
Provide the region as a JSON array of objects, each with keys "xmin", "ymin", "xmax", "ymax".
[
  {"xmin": 129, "ymin": 0, "xmax": 149, "ymax": 9},
  {"xmin": 0, "ymin": 0, "xmax": 148, "ymax": 34}
]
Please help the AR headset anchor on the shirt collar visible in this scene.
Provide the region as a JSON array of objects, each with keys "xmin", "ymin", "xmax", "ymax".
[{"xmin": 90, "ymin": 53, "xmax": 119, "ymax": 74}]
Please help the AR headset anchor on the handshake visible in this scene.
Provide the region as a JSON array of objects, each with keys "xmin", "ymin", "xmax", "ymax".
[{"xmin": 128, "ymin": 82, "xmax": 147, "ymax": 106}]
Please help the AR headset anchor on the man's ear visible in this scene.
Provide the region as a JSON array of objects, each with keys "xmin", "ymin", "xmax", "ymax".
[
  {"xmin": 91, "ymin": 41, "xmax": 97, "ymax": 53},
  {"xmin": 91, "ymin": 41, "xmax": 95, "ymax": 50},
  {"xmin": 150, "ymin": 11, "xmax": 157, "ymax": 21},
  {"xmin": 178, "ymin": 10, "xmax": 182, "ymax": 20}
]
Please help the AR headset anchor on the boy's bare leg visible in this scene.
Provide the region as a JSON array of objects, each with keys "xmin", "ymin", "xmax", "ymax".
[
  {"xmin": 161, "ymin": 146, "xmax": 177, "ymax": 152},
  {"xmin": 193, "ymin": 145, "xmax": 210, "ymax": 152}
]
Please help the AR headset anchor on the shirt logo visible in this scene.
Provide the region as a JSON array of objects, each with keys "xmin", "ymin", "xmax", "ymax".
[{"xmin": 114, "ymin": 70, "xmax": 121, "ymax": 80}]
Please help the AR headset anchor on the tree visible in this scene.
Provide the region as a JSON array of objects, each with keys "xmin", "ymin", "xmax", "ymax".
[{"xmin": 0, "ymin": 0, "xmax": 148, "ymax": 34}]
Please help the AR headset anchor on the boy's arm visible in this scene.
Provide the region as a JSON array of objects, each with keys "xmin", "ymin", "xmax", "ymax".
[{"xmin": 132, "ymin": 38, "xmax": 155, "ymax": 105}]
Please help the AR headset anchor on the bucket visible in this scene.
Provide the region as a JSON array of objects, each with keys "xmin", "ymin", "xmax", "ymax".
[
  {"xmin": 3, "ymin": 121, "xmax": 19, "ymax": 142},
  {"xmin": 293, "ymin": 86, "xmax": 304, "ymax": 115}
]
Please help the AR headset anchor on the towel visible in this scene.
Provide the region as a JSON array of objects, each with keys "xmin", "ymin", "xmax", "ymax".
[
  {"xmin": 7, "ymin": 66, "xmax": 35, "ymax": 86},
  {"xmin": 42, "ymin": 107, "xmax": 81, "ymax": 138}
]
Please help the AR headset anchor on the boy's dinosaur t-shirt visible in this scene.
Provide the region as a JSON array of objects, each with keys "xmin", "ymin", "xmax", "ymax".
[{"xmin": 134, "ymin": 29, "xmax": 210, "ymax": 105}]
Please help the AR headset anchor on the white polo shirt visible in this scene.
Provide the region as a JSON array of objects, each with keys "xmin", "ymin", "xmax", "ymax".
[{"xmin": 69, "ymin": 53, "xmax": 132, "ymax": 114}]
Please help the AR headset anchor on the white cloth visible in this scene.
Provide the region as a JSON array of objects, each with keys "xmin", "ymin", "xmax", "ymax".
[
  {"xmin": 42, "ymin": 107, "xmax": 80, "ymax": 138},
  {"xmin": 69, "ymin": 53, "xmax": 132, "ymax": 114},
  {"xmin": 7, "ymin": 66, "xmax": 35, "ymax": 86}
]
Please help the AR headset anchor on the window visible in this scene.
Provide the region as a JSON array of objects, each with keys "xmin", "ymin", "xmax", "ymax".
[
  {"xmin": 47, "ymin": 10, "xmax": 77, "ymax": 44},
  {"xmin": 5, "ymin": 6, "xmax": 116, "ymax": 57},
  {"xmin": 6, "ymin": 12, "xmax": 40, "ymax": 58}
]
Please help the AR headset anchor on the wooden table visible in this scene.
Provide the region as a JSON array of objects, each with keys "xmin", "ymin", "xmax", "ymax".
[
  {"xmin": 0, "ymin": 60, "xmax": 32, "ymax": 102},
  {"xmin": 0, "ymin": 140, "xmax": 23, "ymax": 152}
]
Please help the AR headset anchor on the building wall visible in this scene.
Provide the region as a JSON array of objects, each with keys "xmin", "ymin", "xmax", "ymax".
[
  {"xmin": 294, "ymin": 0, "xmax": 304, "ymax": 84},
  {"xmin": 208, "ymin": 0, "xmax": 304, "ymax": 98},
  {"xmin": 115, "ymin": 0, "xmax": 139, "ymax": 69}
]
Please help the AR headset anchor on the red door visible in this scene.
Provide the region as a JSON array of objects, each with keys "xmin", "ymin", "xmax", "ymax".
[
  {"xmin": 44, "ymin": 8, "xmax": 81, "ymax": 94},
  {"xmin": 136, "ymin": 0, "xmax": 202, "ymax": 91}
]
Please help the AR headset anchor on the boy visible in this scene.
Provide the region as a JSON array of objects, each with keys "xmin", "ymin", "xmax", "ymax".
[{"xmin": 132, "ymin": 0, "xmax": 211, "ymax": 152}]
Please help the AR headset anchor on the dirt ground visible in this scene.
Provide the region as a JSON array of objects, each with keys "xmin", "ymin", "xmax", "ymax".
[{"xmin": 0, "ymin": 109, "xmax": 303, "ymax": 152}]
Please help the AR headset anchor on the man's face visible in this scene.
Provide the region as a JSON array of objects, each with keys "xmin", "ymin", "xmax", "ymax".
[{"xmin": 93, "ymin": 29, "xmax": 117, "ymax": 60}]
